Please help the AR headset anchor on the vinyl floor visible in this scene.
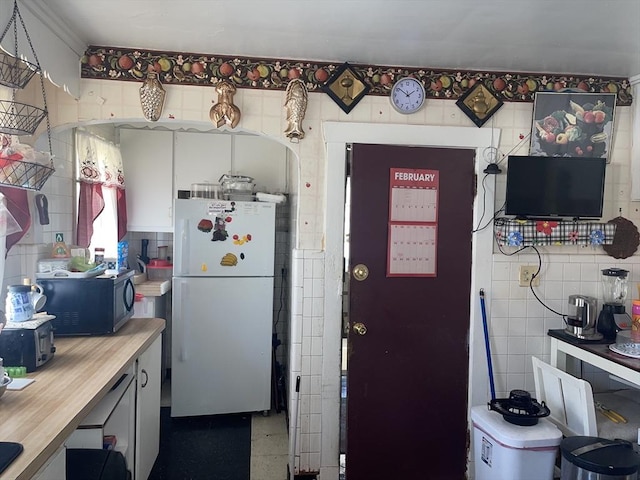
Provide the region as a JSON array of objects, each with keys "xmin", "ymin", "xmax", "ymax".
[
  {"xmin": 152, "ymin": 379, "xmax": 289, "ymax": 480},
  {"xmin": 148, "ymin": 408, "xmax": 252, "ymax": 480}
]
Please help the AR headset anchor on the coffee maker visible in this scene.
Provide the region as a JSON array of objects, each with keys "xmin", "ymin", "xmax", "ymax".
[
  {"xmin": 597, "ymin": 268, "xmax": 631, "ymax": 340},
  {"xmin": 566, "ymin": 294, "xmax": 600, "ymax": 340}
]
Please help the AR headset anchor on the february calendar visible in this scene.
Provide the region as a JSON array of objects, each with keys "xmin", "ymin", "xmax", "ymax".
[{"xmin": 387, "ymin": 168, "xmax": 439, "ymax": 277}]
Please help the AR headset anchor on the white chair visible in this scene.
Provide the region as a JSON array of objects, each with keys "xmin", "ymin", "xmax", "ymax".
[{"xmin": 532, "ymin": 356, "xmax": 640, "ymax": 442}]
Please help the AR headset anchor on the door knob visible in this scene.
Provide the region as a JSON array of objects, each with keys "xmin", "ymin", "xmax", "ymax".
[
  {"xmin": 352, "ymin": 322, "xmax": 367, "ymax": 335},
  {"xmin": 352, "ymin": 264, "xmax": 369, "ymax": 281}
]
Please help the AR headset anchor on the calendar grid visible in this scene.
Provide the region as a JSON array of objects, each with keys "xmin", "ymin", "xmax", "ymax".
[{"xmin": 387, "ymin": 168, "xmax": 439, "ymax": 277}]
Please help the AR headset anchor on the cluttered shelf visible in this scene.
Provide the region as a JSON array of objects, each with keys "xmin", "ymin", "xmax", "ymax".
[{"xmin": 494, "ymin": 217, "xmax": 617, "ymax": 247}]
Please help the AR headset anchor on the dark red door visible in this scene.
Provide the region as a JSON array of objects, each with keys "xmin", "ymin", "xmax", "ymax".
[{"xmin": 346, "ymin": 143, "xmax": 475, "ymax": 480}]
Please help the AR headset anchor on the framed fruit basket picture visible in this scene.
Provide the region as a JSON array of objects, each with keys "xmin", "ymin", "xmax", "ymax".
[{"xmin": 529, "ymin": 92, "xmax": 616, "ymax": 161}]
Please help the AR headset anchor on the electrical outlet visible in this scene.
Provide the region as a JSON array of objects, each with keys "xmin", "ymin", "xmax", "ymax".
[{"xmin": 519, "ymin": 265, "xmax": 540, "ymax": 287}]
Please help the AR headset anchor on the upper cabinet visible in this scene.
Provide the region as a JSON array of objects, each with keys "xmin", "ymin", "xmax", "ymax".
[
  {"xmin": 121, "ymin": 129, "xmax": 174, "ymax": 232},
  {"xmin": 235, "ymin": 135, "xmax": 288, "ymax": 193},
  {"xmin": 121, "ymin": 129, "xmax": 289, "ymax": 232},
  {"xmin": 174, "ymin": 131, "xmax": 232, "ymax": 196},
  {"xmin": 175, "ymin": 132, "xmax": 289, "ymax": 195}
]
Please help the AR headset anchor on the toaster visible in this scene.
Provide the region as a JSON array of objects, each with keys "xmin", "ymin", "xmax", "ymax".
[{"xmin": 0, "ymin": 317, "xmax": 56, "ymax": 372}]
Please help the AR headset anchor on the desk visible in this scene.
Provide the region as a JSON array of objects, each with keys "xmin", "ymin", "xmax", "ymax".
[{"xmin": 549, "ymin": 329, "xmax": 640, "ymax": 388}]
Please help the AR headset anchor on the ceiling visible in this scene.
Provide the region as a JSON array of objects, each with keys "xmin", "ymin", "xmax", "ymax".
[{"xmin": 30, "ymin": 0, "xmax": 640, "ymax": 79}]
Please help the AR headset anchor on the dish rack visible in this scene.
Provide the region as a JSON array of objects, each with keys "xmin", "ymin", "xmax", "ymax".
[
  {"xmin": 35, "ymin": 264, "xmax": 108, "ymax": 279},
  {"xmin": 0, "ymin": 0, "xmax": 55, "ymax": 191}
]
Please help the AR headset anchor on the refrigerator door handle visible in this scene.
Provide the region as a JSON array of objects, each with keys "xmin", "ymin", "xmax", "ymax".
[
  {"xmin": 178, "ymin": 280, "xmax": 189, "ymax": 362},
  {"xmin": 175, "ymin": 218, "xmax": 189, "ymax": 276}
]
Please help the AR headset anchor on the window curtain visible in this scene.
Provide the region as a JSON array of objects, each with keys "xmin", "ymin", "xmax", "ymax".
[{"xmin": 76, "ymin": 131, "xmax": 127, "ymax": 248}]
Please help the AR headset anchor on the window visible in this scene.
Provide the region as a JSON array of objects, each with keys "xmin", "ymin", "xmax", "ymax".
[{"xmin": 75, "ymin": 130, "xmax": 127, "ymax": 258}]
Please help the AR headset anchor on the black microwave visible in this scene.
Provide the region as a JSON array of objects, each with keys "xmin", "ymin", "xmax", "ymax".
[{"xmin": 38, "ymin": 270, "xmax": 135, "ymax": 336}]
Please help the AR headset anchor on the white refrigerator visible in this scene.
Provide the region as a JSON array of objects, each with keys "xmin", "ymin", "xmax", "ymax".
[{"xmin": 171, "ymin": 198, "xmax": 276, "ymax": 417}]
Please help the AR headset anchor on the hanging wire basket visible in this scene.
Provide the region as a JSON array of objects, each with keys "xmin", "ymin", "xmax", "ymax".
[
  {"xmin": 0, "ymin": 156, "xmax": 54, "ymax": 191},
  {"xmin": 0, "ymin": 0, "xmax": 54, "ymax": 191},
  {"xmin": 0, "ymin": 51, "xmax": 38, "ymax": 89},
  {"xmin": 0, "ymin": 100, "xmax": 46, "ymax": 136}
]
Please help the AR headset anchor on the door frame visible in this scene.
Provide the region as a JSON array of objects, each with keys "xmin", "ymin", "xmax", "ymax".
[{"xmin": 322, "ymin": 121, "xmax": 498, "ymax": 477}]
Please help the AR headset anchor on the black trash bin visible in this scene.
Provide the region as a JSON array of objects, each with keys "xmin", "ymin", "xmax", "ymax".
[
  {"xmin": 66, "ymin": 449, "xmax": 131, "ymax": 480},
  {"xmin": 560, "ymin": 436, "xmax": 640, "ymax": 480}
]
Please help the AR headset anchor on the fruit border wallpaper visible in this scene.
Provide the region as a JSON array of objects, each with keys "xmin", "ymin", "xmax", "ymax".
[{"xmin": 81, "ymin": 46, "xmax": 633, "ymax": 106}]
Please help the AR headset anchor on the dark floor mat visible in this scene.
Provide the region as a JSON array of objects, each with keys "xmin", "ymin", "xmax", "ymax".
[{"xmin": 149, "ymin": 407, "xmax": 251, "ymax": 480}]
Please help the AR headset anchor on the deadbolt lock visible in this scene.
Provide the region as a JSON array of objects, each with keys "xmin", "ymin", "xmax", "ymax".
[
  {"xmin": 352, "ymin": 322, "xmax": 367, "ymax": 335},
  {"xmin": 352, "ymin": 264, "xmax": 369, "ymax": 281}
]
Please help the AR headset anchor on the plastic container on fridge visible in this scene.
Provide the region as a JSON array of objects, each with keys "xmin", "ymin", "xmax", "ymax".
[
  {"xmin": 191, "ymin": 182, "xmax": 221, "ymax": 199},
  {"xmin": 146, "ymin": 259, "xmax": 172, "ymax": 281}
]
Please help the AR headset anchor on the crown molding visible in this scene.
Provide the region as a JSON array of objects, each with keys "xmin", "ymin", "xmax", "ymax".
[{"xmin": 23, "ymin": 0, "xmax": 86, "ymax": 56}]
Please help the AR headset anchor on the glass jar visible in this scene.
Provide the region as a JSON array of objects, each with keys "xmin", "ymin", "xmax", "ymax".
[{"xmin": 601, "ymin": 268, "xmax": 629, "ymax": 305}]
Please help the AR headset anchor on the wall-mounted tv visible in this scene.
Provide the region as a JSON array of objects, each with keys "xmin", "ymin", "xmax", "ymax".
[{"xmin": 504, "ymin": 155, "xmax": 606, "ymax": 220}]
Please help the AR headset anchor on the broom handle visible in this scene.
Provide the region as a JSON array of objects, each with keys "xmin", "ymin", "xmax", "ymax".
[{"xmin": 480, "ymin": 289, "xmax": 496, "ymax": 401}]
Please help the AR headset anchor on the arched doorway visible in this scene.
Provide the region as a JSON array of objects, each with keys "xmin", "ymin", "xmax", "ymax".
[{"xmin": 39, "ymin": 119, "xmax": 299, "ymax": 473}]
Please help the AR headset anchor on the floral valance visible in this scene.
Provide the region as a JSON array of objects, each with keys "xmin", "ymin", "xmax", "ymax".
[
  {"xmin": 494, "ymin": 217, "xmax": 616, "ymax": 247},
  {"xmin": 76, "ymin": 130, "xmax": 125, "ymax": 188}
]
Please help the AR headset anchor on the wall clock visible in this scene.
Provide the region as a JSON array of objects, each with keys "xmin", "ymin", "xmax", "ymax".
[{"xmin": 390, "ymin": 77, "xmax": 426, "ymax": 114}]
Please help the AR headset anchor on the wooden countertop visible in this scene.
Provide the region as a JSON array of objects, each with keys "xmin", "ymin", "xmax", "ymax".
[{"xmin": 0, "ymin": 317, "xmax": 165, "ymax": 480}]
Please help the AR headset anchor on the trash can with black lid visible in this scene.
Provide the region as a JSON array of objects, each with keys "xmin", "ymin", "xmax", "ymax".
[{"xmin": 560, "ymin": 436, "xmax": 640, "ymax": 480}]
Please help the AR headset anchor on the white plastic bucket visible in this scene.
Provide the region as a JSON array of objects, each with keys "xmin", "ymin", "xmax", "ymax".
[{"xmin": 471, "ymin": 405, "xmax": 562, "ymax": 480}]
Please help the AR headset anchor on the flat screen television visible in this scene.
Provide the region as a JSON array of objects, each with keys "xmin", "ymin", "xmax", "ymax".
[{"xmin": 504, "ymin": 155, "xmax": 606, "ymax": 219}]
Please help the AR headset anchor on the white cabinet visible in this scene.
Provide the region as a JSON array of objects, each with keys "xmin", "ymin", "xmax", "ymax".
[
  {"xmin": 121, "ymin": 129, "xmax": 174, "ymax": 232},
  {"xmin": 175, "ymin": 132, "xmax": 288, "ymax": 194},
  {"xmin": 234, "ymin": 134, "xmax": 288, "ymax": 193},
  {"xmin": 64, "ymin": 336, "xmax": 162, "ymax": 480},
  {"xmin": 135, "ymin": 335, "xmax": 162, "ymax": 480},
  {"xmin": 122, "ymin": 129, "xmax": 289, "ymax": 231},
  {"xmin": 65, "ymin": 368, "xmax": 136, "ymax": 467},
  {"xmin": 174, "ymin": 131, "xmax": 232, "ymax": 196},
  {"xmin": 32, "ymin": 446, "xmax": 66, "ymax": 480}
]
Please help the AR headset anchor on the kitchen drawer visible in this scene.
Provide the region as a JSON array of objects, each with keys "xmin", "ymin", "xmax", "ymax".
[{"xmin": 65, "ymin": 367, "xmax": 135, "ymax": 463}]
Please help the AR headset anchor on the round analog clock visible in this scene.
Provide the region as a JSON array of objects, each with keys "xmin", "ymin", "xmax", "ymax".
[{"xmin": 390, "ymin": 77, "xmax": 426, "ymax": 114}]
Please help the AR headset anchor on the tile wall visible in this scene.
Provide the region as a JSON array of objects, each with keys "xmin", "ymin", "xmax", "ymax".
[
  {"xmin": 289, "ymin": 249, "xmax": 325, "ymax": 474},
  {"xmin": 490, "ymin": 251, "xmax": 640, "ymax": 399}
]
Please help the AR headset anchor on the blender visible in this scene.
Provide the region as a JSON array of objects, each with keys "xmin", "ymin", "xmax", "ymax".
[{"xmin": 597, "ymin": 268, "xmax": 631, "ymax": 340}]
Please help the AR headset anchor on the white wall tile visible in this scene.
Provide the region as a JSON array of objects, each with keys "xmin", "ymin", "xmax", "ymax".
[
  {"xmin": 563, "ymin": 263, "xmax": 582, "ymax": 281},
  {"xmin": 508, "ymin": 299, "xmax": 527, "ymax": 318},
  {"xmin": 507, "ymin": 354, "xmax": 526, "ymax": 373}
]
